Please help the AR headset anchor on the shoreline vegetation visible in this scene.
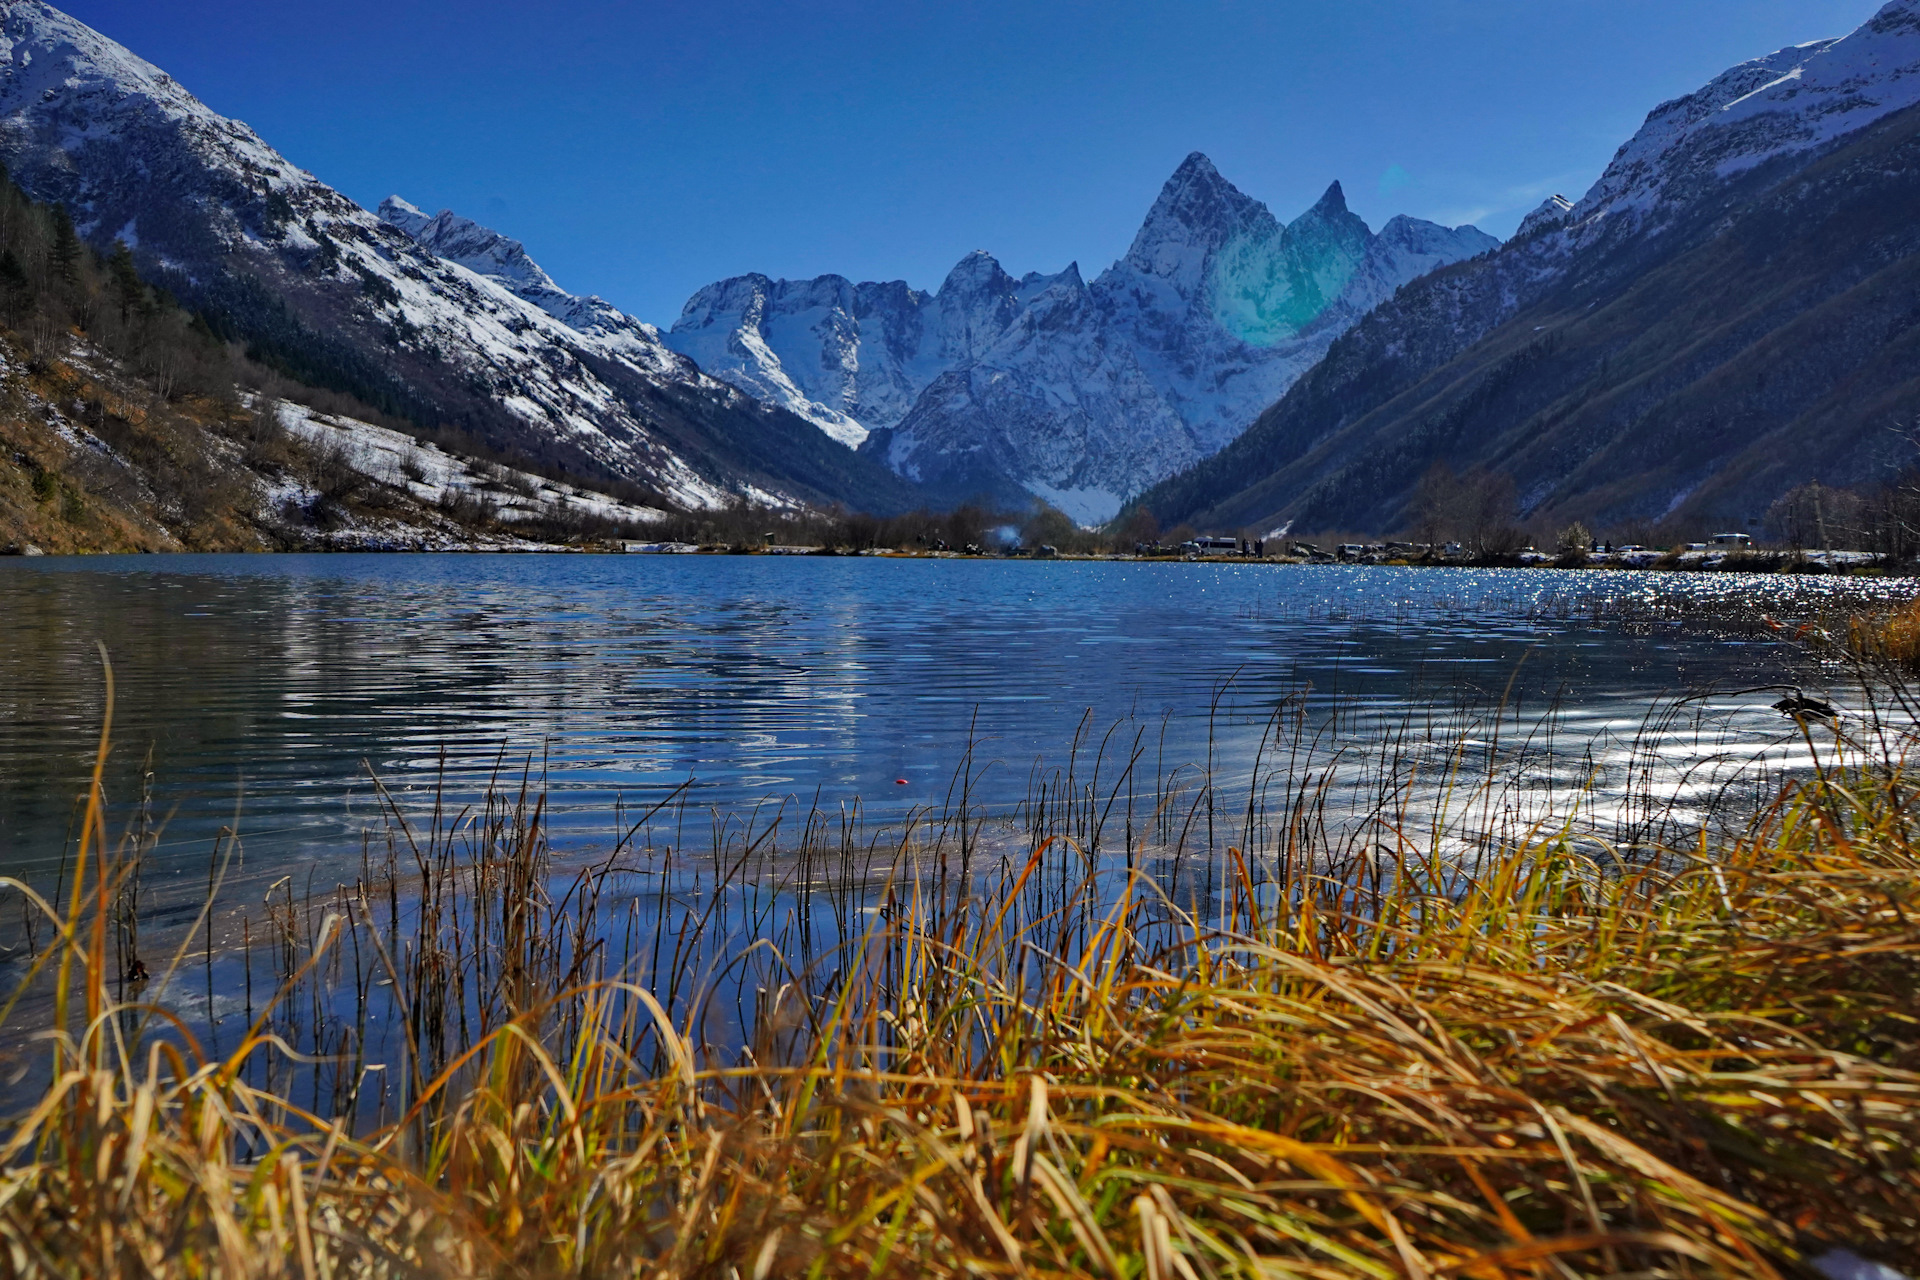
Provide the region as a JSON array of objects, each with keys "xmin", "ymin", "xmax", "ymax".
[
  {"xmin": 3, "ymin": 523, "xmax": 1903, "ymax": 577},
  {"xmin": 2, "ymin": 637, "xmax": 1918, "ymax": 1277},
  {"xmin": 0, "ymin": 164, "xmax": 676, "ymax": 560},
  {"xmin": 615, "ymin": 541, "xmax": 1893, "ymax": 576}
]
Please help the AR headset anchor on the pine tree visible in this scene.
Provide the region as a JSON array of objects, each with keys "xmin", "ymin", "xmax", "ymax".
[
  {"xmin": 107, "ymin": 240, "xmax": 146, "ymax": 322},
  {"xmin": 49, "ymin": 205, "xmax": 80, "ymax": 286},
  {"xmin": 0, "ymin": 163, "xmax": 15, "ymax": 245},
  {"xmin": 0, "ymin": 247, "xmax": 34, "ymax": 321}
]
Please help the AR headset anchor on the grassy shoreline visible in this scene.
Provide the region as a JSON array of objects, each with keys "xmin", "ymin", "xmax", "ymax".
[{"xmin": 2, "ymin": 671, "xmax": 1917, "ymax": 1277}]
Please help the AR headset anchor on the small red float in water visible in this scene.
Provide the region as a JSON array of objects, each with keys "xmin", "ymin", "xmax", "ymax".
[{"xmin": 894, "ymin": 778, "xmax": 908, "ymax": 785}]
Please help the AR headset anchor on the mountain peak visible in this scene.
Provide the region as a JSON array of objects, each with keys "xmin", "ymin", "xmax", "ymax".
[
  {"xmin": 937, "ymin": 249, "xmax": 1015, "ymax": 297},
  {"xmin": 1516, "ymin": 193, "xmax": 1576, "ymax": 236},
  {"xmin": 1118, "ymin": 153, "xmax": 1277, "ymax": 290},
  {"xmin": 1173, "ymin": 151, "xmax": 1221, "ymax": 180},
  {"xmin": 378, "ymin": 198, "xmax": 559, "ymax": 295},
  {"xmin": 1145, "ymin": 153, "xmax": 1266, "ymax": 232},
  {"xmin": 1292, "ymin": 181, "xmax": 1352, "ymax": 227},
  {"xmin": 376, "ymin": 195, "xmax": 431, "ymax": 238}
]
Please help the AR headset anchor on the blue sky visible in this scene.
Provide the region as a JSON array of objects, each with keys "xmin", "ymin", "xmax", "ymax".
[{"xmin": 67, "ymin": 0, "xmax": 1882, "ymax": 326}]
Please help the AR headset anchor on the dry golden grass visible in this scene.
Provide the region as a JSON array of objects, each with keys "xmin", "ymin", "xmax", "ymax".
[
  {"xmin": 0, "ymin": 351, "xmax": 266, "ymax": 554},
  {"xmin": 1852, "ymin": 597, "xmax": 1920, "ymax": 675},
  {"xmin": 1, "ymin": 673, "xmax": 1916, "ymax": 1277}
]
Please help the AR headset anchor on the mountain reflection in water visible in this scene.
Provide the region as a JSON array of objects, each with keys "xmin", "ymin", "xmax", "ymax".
[{"xmin": 0, "ymin": 554, "xmax": 1906, "ymax": 904}]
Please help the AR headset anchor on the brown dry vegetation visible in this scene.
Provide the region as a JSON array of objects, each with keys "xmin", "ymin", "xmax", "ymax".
[
  {"xmin": 1853, "ymin": 597, "xmax": 1920, "ymax": 676},
  {"xmin": 0, "ymin": 167, "xmax": 669, "ymax": 557},
  {"xmin": 0, "ymin": 668, "xmax": 1915, "ymax": 1278},
  {"xmin": 0, "ymin": 354, "xmax": 264, "ymax": 553}
]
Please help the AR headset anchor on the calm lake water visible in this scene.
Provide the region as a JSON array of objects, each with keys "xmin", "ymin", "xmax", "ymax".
[{"xmin": 0, "ymin": 554, "xmax": 1909, "ymax": 907}]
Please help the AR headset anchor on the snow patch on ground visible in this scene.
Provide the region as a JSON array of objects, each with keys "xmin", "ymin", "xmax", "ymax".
[
  {"xmin": 268, "ymin": 400, "xmax": 667, "ymax": 530},
  {"xmin": 1023, "ymin": 480, "xmax": 1123, "ymax": 527}
]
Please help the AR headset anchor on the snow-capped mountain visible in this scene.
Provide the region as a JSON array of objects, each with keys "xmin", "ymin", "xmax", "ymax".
[
  {"xmin": 1091, "ymin": 160, "xmax": 1496, "ymax": 455},
  {"xmin": 1140, "ymin": 0, "xmax": 1920, "ymax": 537},
  {"xmin": 876, "ymin": 264, "xmax": 1197, "ymax": 519},
  {"xmin": 1567, "ymin": 5, "xmax": 1920, "ymax": 234},
  {"xmin": 0, "ymin": 1, "xmax": 919, "ymax": 513},
  {"xmin": 376, "ymin": 196, "xmax": 673, "ymax": 362},
  {"xmin": 671, "ymin": 154, "xmax": 1494, "ymax": 521},
  {"xmin": 665, "ymin": 252, "xmax": 1067, "ymax": 450},
  {"xmin": 1515, "ymin": 194, "xmax": 1575, "ymax": 237}
]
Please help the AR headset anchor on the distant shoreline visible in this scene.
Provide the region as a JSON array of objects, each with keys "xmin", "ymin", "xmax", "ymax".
[
  {"xmin": 1, "ymin": 541, "xmax": 1907, "ymax": 576},
  {"xmin": 612, "ymin": 543, "xmax": 1904, "ymax": 575}
]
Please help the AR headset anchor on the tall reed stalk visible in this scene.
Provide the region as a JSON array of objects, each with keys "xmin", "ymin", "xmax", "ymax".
[{"xmin": 0, "ymin": 656, "xmax": 1915, "ymax": 1277}]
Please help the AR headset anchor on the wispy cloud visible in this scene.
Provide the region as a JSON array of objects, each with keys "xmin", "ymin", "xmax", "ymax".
[{"xmin": 1431, "ymin": 169, "xmax": 1593, "ymax": 229}]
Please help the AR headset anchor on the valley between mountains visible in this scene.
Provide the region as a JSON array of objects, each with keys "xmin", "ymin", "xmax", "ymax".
[{"xmin": 0, "ymin": 0, "xmax": 1918, "ymax": 553}]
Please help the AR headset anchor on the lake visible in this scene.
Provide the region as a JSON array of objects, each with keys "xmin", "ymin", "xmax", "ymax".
[{"xmin": 0, "ymin": 553, "xmax": 1908, "ymax": 908}]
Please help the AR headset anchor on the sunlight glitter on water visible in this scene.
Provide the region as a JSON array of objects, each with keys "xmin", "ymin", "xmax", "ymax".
[{"xmin": 0, "ymin": 554, "xmax": 1904, "ymax": 899}]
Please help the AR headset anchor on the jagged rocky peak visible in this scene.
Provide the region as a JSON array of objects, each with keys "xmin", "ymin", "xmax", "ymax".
[
  {"xmin": 375, "ymin": 194, "xmax": 432, "ymax": 239},
  {"xmin": 932, "ymin": 250, "xmax": 1041, "ymax": 363},
  {"xmin": 377, "ymin": 194, "xmax": 672, "ymax": 360},
  {"xmin": 1116, "ymin": 152, "xmax": 1279, "ymax": 290},
  {"xmin": 668, "ymin": 149, "xmax": 1496, "ymax": 519},
  {"xmin": 1001, "ymin": 261, "xmax": 1090, "ymax": 325},
  {"xmin": 934, "ymin": 250, "xmax": 1018, "ymax": 320},
  {"xmin": 378, "ymin": 196, "xmax": 558, "ymax": 294},
  {"xmin": 674, "ymin": 272, "xmax": 776, "ymax": 328},
  {"xmin": 1202, "ymin": 181, "xmax": 1375, "ymax": 348},
  {"xmin": 937, "ymin": 248, "xmax": 1016, "ymax": 294},
  {"xmin": 1374, "ymin": 214, "xmax": 1498, "ymax": 261},
  {"xmin": 1294, "ymin": 179, "xmax": 1351, "ymax": 223},
  {"xmin": 665, "ymin": 269, "xmax": 931, "ymax": 448}
]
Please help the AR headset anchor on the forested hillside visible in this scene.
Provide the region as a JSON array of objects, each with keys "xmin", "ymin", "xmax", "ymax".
[{"xmin": 0, "ymin": 169, "xmax": 661, "ymax": 554}]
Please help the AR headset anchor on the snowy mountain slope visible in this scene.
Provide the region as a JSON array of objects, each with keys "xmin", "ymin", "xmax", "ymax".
[
  {"xmin": 1567, "ymin": 2, "xmax": 1920, "ymax": 233},
  {"xmin": 269, "ymin": 399, "xmax": 668, "ymax": 534},
  {"xmin": 1138, "ymin": 0, "xmax": 1920, "ymax": 537},
  {"xmin": 1092, "ymin": 160, "xmax": 1497, "ymax": 456},
  {"xmin": 674, "ymin": 154, "xmax": 1492, "ymax": 520},
  {"xmin": 1516, "ymin": 194, "xmax": 1575, "ymax": 237},
  {"xmin": 665, "ymin": 273, "xmax": 880, "ymax": 447},
  {"xmin": 376, "ymin": 196, "xmax": 676, "ymax": 365},
  {"xmin": 0, "ymin": 2, "xmax": 922, "ymax": 514},
  {"xmin": 664, "ymin": 251, "xmax": 1068, "ymax": 449},
  {"xmin": 874, "ymin": 265, "xmax": 1197, "ymax": 523}
]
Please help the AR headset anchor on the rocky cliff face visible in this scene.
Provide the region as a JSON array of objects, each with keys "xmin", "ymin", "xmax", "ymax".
[
  {"xmin": 670, "ymin": 154, "xmax": 1494, "ymax": 521},
  {"xmin": 0, "ymin": 2, "xmax": 922, "ymax": 513},
  {"xmin": 1092, "ymin": 160, "xmax": 1496, "ymax": 456},
  {"xmin": 664, "ymin": 252, "xmax": 1065, "ymax": 451},
  {"xmin": 1137, "ymin": 0, "xmax": 1920, "ymax": 537},
  {"xmin": 874, "ymin": 265, "xmax": 1196, "ymax": 518},
  {"xmin": 376, "ymin": 196, "xmax": 673, "ymax": 363}
]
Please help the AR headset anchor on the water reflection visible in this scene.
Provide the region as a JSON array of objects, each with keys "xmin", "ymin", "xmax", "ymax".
[{"xmin": 0, "ymin": 554, "xmax": 1903, "ymax": 903}]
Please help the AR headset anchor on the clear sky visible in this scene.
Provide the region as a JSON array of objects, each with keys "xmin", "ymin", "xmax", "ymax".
[{"xmin": 63, "ymin": 0, "xmax": 1884, "ymax": 327}]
